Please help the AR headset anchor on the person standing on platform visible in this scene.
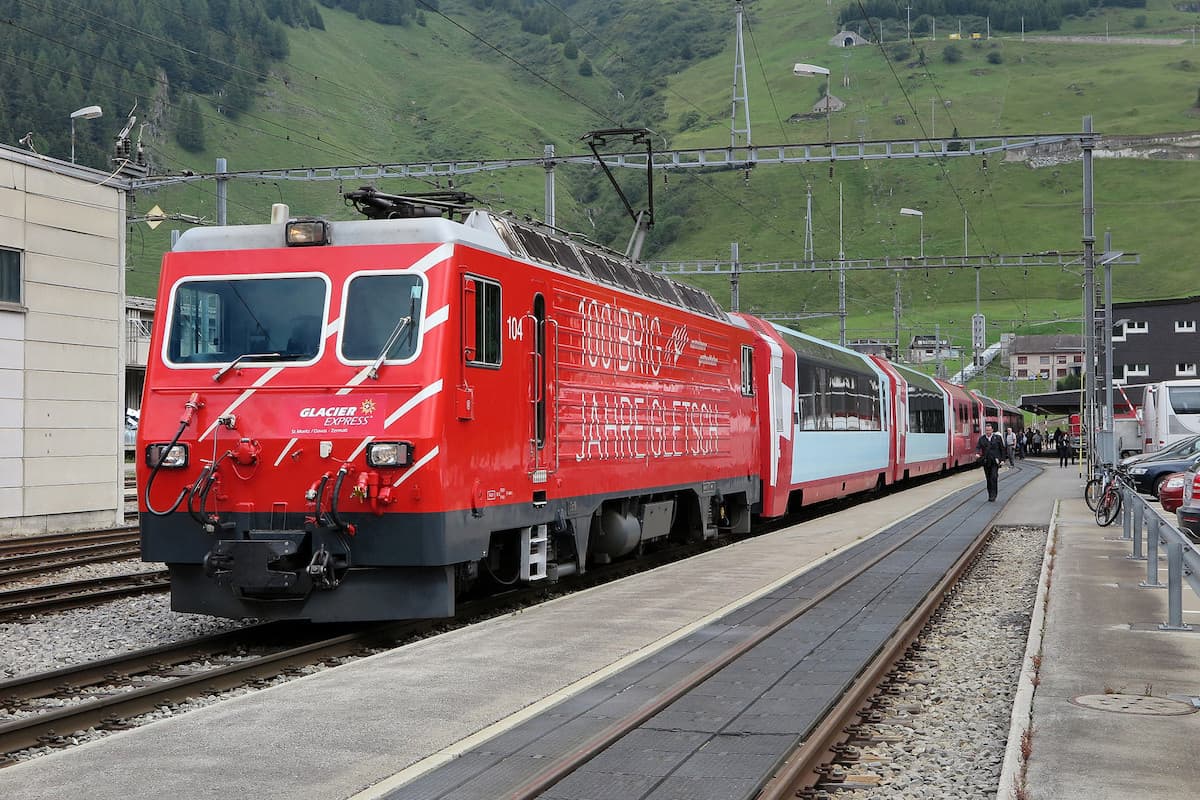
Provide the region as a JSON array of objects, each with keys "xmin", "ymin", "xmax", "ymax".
[
  {"xmin": 977, "ymin": 423, "xmax": 1006, "ymax": 501},
  {"xmin": 1005, "ymin": 427, "xmax": 1017, "ymax": 467},
  {"xmin": 1057, "ymin": 433, "xmax": 1070, "ymax": 468}
]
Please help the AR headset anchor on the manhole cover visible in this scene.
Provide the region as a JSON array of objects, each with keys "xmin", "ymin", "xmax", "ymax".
[{"xmin": 1070, "ymin": 694, "xmax": 1197, "ymax": 716}]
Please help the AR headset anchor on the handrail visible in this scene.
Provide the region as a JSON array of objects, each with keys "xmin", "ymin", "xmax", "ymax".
[{"xmin": 1120, "ymin": 485, "xmax": 1200, "ymax": 631}]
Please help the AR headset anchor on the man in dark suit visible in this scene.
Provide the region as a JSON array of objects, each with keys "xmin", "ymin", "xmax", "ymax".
[{"xmin": 977, "ymin": 423, "xmax": 1007, "ymax": 502}]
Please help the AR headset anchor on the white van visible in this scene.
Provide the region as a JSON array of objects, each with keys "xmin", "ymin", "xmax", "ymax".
[{"xmin": 1141, "ymin": 380, "xmax": 1200, "ymax": 454}]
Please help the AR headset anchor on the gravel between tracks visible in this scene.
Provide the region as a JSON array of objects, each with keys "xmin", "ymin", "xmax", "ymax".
[
  {"xmin": 832, "ymin": 525, "xmax": 1047, "ymax": 799},
  {"xmin": 0, "ymin": 560, "xmax": 246, "ymax": 680}
]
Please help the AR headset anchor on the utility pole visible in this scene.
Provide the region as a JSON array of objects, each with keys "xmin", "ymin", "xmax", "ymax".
[
  {"xmin": 935, "ymin": 322, "xmax": 943, "ymax": 378},
  {"xmin": 215, "ymin": 157, "xmax": 228, "ymax": 226},
  {"xmin": 730, "ymin": 242, "xmax": 741, "ymax": 312},
  {"xmin": 543, "ymin": 144, "xmax": 556, "ymax": 227},
  {"xmin": 838, "ymin": 183, "xmax": 846, "ymax": 346},
  {"xmin": 906, "ymin": 4, "xmax": 912, "ymax": 39},
  {"xmin": 730, "ymin": 1, "xmax": 751, "ymax": 148},
  {"xmin": 803, "ymin": 183, "xmax": 814, "ymax": 261},
  {"xmin": 1081, "ymin": 115, "xmax": 1098, "ymax": 465},
  {"xmin": 893, "ymin": 271, "xmax": 902, "ymax": 361}
]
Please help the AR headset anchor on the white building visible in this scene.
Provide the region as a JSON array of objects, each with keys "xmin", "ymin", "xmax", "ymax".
[{"xmin": 0, "ymin": 144, "xmax": 128, "ymax": 534}]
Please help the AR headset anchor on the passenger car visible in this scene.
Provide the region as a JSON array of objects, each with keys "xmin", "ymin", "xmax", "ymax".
[
  {"xmin": 1159, "ymin": 472, "xmax": 1187, "ymax": 513},
  {"xmin": 1127, "ymin": 451, "xmax": 1200, "ymax": 497}
]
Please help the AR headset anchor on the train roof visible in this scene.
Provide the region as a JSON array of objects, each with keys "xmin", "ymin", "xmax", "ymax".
[
  {"xmin": 771, "ymin": 324, "xmax": 881, "ymax": 376},
  {"xmin": 891, "ymin": 362, "xmax": 943, "ymax": 394},
  {"xmin": 170, "ymin": 207, "xmax": 728, "ymax": 323}
]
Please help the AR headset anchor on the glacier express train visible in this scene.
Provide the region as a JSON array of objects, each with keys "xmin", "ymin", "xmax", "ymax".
[{"xmin": 138, "ymin": 188, "xmax": 988, "ymax": 622}]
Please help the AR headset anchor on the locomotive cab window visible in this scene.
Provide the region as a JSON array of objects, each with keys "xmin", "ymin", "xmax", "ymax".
[
  {"xmin": 166, "ymin": 276, "xmax": 327, "ymax": 365},
  {"xmin": 340, "ymin": 274, "xmax": 425, "ymax": 363},
  {"xmin": 463, "ymin": 275, "xmax": 502, "ymax": 366}
]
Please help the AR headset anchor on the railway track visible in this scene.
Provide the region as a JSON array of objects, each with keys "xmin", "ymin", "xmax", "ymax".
[
  {"xmin": 0, "ymin": 533, "xmax": 727, "ymax": 765},
  {"xmin": 0, "ymin": 528, "xmax": 138, "ymax": 556},
  {"xmin": 0, "ymin": 570, "xmax": 169, "ymax": 620},
  {"xmin": 0, "ymin": 622, "xmax": 391, "ymax": 762},
  {"xmin": 387, "ymin": 465, "xmax": 1040, "ymax": 800},
  {"xmin": 0, "ymin": 538, "xmax": 143, "ymax": 585}
]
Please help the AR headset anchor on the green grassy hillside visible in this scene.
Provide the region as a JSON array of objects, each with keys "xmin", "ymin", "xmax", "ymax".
[{"xmin": 128, "ymin": 0, "xmax": 1200, "ymax": 360}]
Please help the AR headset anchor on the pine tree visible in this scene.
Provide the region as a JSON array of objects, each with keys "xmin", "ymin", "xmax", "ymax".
[{"xmin": 176, "ymin": 96, "xmax": 206, "ymax": 153}]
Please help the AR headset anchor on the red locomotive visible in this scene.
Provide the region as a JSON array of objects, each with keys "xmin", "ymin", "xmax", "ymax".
[{"xmin": 138, "ymin": 188, "xmax": 986, "ymax": 623}]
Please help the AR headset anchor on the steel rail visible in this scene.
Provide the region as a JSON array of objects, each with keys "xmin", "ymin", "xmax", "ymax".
[
  {"xmin": 0, "ymin": 622, "xmax": 418, "ymax": 760},
  {"xmin": 0, "ymin": 528, "xmax": 137, "ymax": 556},
  {"xmin": 0, "ymin": 571, "xmax": 169, "ymax": 619},
  {"xmin": 0, "ymin": 546, "xmax": 144, "ymax": 584}
]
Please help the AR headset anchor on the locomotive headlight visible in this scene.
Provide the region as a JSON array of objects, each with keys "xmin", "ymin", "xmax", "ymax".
[
  {"xmin": 146, "ymin": 443, "xmax": 189, "ymax": 468},
  {"xmin": 367, "ymin": 441, "xmax": 413, "ymax": 468},
  {"xmin": 285, "ymin": 219, "xmax": 328, "ymax": 246}
]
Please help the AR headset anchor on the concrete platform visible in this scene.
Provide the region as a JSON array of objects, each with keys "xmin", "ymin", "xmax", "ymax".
[{"xmin": 1016, "ymin": 464, "xmax": 1200, "ymax": 800}]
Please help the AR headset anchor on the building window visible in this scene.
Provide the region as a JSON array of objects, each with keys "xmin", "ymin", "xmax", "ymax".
[
  {"xmin": 1125, "ymin": 363, "xmax": 1150, "ymax": 378},
  {"xmin": 1073, "ymin": 354, "xmax": 1082, "ymax": 363},
  {"xmin": 1039, "ymin": 355, "xmax": 1050, "ymax": 364},
  {"xmin": 1126, "ymin": 321, "xmax": 1148, "ymax": 334},
  {"xmin": 1056, "ymin": 355, "xmax": 1067, "ymax": 363},
  {"xmin": 1017, "ymin": 369, "xmax": 1027, "ymax": 378},
  {"xmin": 0, "ymin": 247, "xmax": 21, "ymax": 306},
  {"xmin": 1175, "ymin": 320, "xmax": 1196, "ymax": 333},
  {"xmin": 1016, "ymin": 356, "xmax": 1027, "ymax": 365},
  {"xmin": 1177, "ymin": 363, "xmax": 1198, "ymax": 378}
]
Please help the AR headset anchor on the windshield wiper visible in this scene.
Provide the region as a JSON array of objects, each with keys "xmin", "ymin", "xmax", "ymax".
[
  {"xmin": 368, "ymin": 317, "xmax": 411, "ymax": 380},
  {"xmin": 213, "ymin": 352, "xmax": 280, "ymax": 382}
]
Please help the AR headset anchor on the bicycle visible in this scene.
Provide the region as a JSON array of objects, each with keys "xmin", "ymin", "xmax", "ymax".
[
  {"xmin": 1094, "ymin": 468, "xmax": 1130, "ymax": 527},
  {"xmin": 1085, "ymin": 463, "xmax": 1122, "ymax": 512}
]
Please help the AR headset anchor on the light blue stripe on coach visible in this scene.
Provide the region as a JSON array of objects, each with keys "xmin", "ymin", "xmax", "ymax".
[
  {"xmin": 790, "ymin": 430, "xmax": 889, "ymax": 483},
  {"xmin": 906, "ymin": 431, "xmax": 947, "ymax": 463}
]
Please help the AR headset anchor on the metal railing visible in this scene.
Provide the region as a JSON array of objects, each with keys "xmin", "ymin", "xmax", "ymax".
[{"xmin": 1120, "ymin": 486, "xmax": 1199, "ymax": 631}]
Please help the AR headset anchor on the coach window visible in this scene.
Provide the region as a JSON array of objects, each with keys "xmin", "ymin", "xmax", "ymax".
[
  {"xmin": 0, "ymin": 247, "xmax": 21, "ymax": 309},
  {"xmin": 740, "ymin": 345, "xmax": 754, "ymax": 395},
  {"xmin": 463, "ymin": 275, "xmax": 501, "ymax": 366}
]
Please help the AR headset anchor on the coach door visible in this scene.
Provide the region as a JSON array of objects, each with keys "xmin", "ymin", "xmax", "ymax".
[{"xmin": 526, "ymin": 293, "xmax": 559, "ymax": 487}]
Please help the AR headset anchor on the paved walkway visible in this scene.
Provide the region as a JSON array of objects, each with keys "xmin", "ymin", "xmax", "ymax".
[{"xmin": 1015, "ymin": 463, "xmax": 1200, "ymax": 799}]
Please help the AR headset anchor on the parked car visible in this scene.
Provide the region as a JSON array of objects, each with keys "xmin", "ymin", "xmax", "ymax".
[
  {"xmin": 1159, "ymin": 472, "xmax": 1188, "ymax": 513},
  {"xmin": 1127, "ymin": 450, "xmax": 1200, "ymax": 497},
  {"xmin": 1177, "ymin": 468, "xmax": 1200, "ymax": 541},
  {"xmin": 1120, "ymin": 434, "xmax": 1200, "ymax": 469}
]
